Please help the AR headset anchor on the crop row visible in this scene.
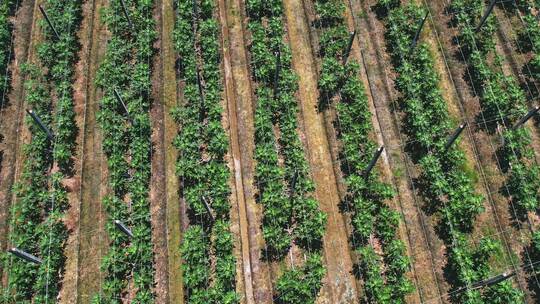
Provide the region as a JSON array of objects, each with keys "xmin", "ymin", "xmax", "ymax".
[
  {"xmin": 94, "ymin": 0, "xmax": 156, "ymax": 302},
  {"xmin": 452, "ymin": 0, "xmax": 540, "ymax": 214},
  {"xmin": 452, "ymin": 0, "xmax": 540, "ymax": 289},
  {"xmin": 379, "ymin": 2, "xmax": 523, "ymax": 303},
  {"xmin": 0, "ymin": 0, "xmax": 15, "ymax": 99},
  {"xmin": 246, "ymin": 0, "xmax": 327, "ymax": 303},
  {"xmin": 314, "ymin": 0, "xmax": 413, "ymax": 302},
  {"xmin": 504, "ymin": 0, "xmax": 540, "ymax": 288},
  {"xmin": 3, "ymin": 0, "xmax": 82, "ymax": 302},
  {"xmin": 172, "ymin": 0, "xmax": 237, "ymax": 303}
]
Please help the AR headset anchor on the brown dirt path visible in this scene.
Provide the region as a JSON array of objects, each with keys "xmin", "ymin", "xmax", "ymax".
[
  {"xmin": 283, "ymin": 0, "xmax": 359, "ymax": 303},
  {"xmin": 220, "ymin": 0, "xmax": 274, "ymax": 302},
  {"xmin": 217, "ymin": 0, "xmax": 256, "ymax": 302},
  {"xmin": 75, "ymin": 0, "xmax": 109, "ymax": 302},
  {"xmin": 160, "ymin": 0, "xmax": 183, "ymax": 303},
  {"xmin": 149, "ymin": 0, "xmax": 170, "ymax": 302},
  {"xmin": 0, "ymin": 0, "xmax": 35, "ymax": 282},
  {"xmin": 59, "ymin": 0, "xmax": 98, "ymax": 302}
]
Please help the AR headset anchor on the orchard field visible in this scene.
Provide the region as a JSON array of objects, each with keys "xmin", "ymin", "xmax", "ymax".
[{"xmin": 1, "ymin": 0, "xmax": 540, "ymax": 303}]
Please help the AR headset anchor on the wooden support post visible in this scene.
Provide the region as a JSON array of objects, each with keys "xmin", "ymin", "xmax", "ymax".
[
  {"xmin": 38, "ymin": 5, "xmax": 60, "ymax": 40},
  {"xmin": 273, "ymin": 50, "xmax": 281, "ymax": 99},
  {"xmin": 513, "ymin": 106, "xmax": 540, "ymax": 129},
  {"xmin": 343, "ymin": 31, "xmax": 356, "ymax": 64},
  {"xmin": 476, "ymin": 0, "xmax": 498, "ymax": 32},
  {"xmin": 410, "ymin": 11, "xmax": 429, "ymax": 51},
  {"xmin": 119, "ymin": 0, "xmax": 134, "ymax": 30},
  {"xmin": 26, "ymin": 109, "xmax": 54, "ymax": 140},
  {"xmin": 8, "ymin": 248, "xmax": 42, "ymax": 264},
  {"xmin": 363, "ymin": 146, "xmax": 384, "ymax": 178},
  {"xmin": 114, "ymin": 220, "xmax": 134, "ymax": 238},
  {"xmin": 444, "ymin": 123, "xmax": 467, "ymax": 151},
  {"xmin": 202, "ymin": 196, "xmax": 215, "ymax": 222}
]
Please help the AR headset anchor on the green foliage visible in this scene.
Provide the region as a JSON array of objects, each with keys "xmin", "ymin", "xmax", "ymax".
[
  {"xmin": 315, "ymin": 0, "xmax": 413, "ymax": 302},
  {"xmin": 173, "ymin": 0, "xmax": 238, "ymax": 303},
  {"xmin": 3, "ymin": 58, "xmax": 72, "ymax": 302},
  {"xmin": 94, "ymin": 0, "xmax": 157, "ymax": 302},
  {"xmin": 451, "ymin": 0, "xmax": 540, "ymax": 216},
  {"xmin": 274, "ymin": 254, "xmax": 326, "ymax": 304},
  {"xmin": 380, "ymin": 2, "xmax": 524, "ymax": 302},
  {"xmin": 0, "ymin": 0, "xmax": 16, "ymax": 100},
  {"xmin": 244, "ymin": 0, "xmax": 327, "ymax": 302}
]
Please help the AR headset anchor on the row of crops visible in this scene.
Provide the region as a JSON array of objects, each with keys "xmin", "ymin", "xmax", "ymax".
[
  {"xmin": 94, "ymin": 0, "xmax": 156, "ymax": 302},
  {"xmin": 0, "ymin": 0, "xmax": 16, "ymax": 100},
  {"xmin": 504, "ymin": 0, "xmax": 540, "ymax": 291},
  {"xmin": 315, "ymin": 0, "xmax": 413, "ymax": 303},
  {"xmin": 172, "ymin": 0, "xmax": 238, "ymax": 302},
  {"xmin": 516, "ymin": 0, "xmax": 540, "ymax": 82},
  {"xmin": 451, "ymin": 0, "xmax": 540, "ymax": 215},
  {"xmin": 378, "ymin": 1, "xmax": 524, "ymax": 303},
  {"xmin": 245, "ymin": 0, "xmax": 327, "ymax": 303},
  {"xmin": 2, "ymin": 0, "xmax": 81, "ymax": 302},
  {"xmin": 452, "ymin": 0, "xmax": 540, "ymax": 288}
]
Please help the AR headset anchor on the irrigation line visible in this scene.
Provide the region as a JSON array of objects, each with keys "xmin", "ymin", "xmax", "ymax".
[{"xmin": 426, "ymin": 0, "xmax": 540, "ymax": 294}]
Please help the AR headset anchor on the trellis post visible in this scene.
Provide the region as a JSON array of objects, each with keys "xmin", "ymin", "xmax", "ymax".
[
  {"xmin": 8, "ymin": 248, "xmax": 42, "ymax": 264},
  {"xmin": 363, "ymin": 146, "xmax": 384, "ymax": 178},
  {"xmin": 444, "ymin": 123, "xmax": 467, "ymax": 151},
  {"xmin": 476, "ymin": 0, "xmax": 498, "ymax": 32},
  {"xmin": 119, "ymin": 0, "xmax": 134, "ymax": 30},
  {"xmin": 38, "ymin": 5, "xmax": 60, "ymax": 40},
  {"xmin": 26, "ymin": 109, "xmax": 54, "ymax": 141},
  {"xmin": 513, "ymin": 106, "xmax": 539, "ymax": 129},
  {"xmin": 114, "ymin": 220, "xmax": 134, "ymax": 238},
  {"xmin": 202, "ymin": 196, "xmax": 215, "ymax": 222},
  {"xmin": 289, "ymin": 170, "xmax": 299, "ymax": 200},
  {"xmin": 343, "ymin": 31, "xmax": 356, "ymax": 64},
  {"xmin": 113, "ymin": 89, "xmax": 131, "ymax": 118},
  {"xmin": 410, "ymin": 11, "xmax": 429, "ymax": 51},
  {"xmin": 274, "ymin": 50, "xmax": 281, "ymax": 99}
]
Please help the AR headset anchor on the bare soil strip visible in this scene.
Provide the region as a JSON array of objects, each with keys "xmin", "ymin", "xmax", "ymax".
[
  {"xmin": 160, "ymin": 0, "xmax": 183, "ymax": 303},
  {"xmin": 217, "ymin": 0, "xmax": 256, "ymax": 302},
  {"xmin": 59, "ymin": 0, "xmax": 98, "ymax": 302},
  {"xmin": 220, "ymin": 0, "xmax": 274, "ymax": 302},
  {"xmin": 0, "ymin": 0, "xmax": 35, "ymax": 282},
  {"xmin": 149, "ymin": 0, "xmax": 170, "ymax": 302},
  {"xmin": 283, "ymin": 0, "xmax": 359, "ymax": 303},
  {"xmin": 75, "ymin": 0, "xmax": 109, "ymax": 301},
  {"xmin": 424, "ymin": 1, "xmax": 534, "ymax": 300}
]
